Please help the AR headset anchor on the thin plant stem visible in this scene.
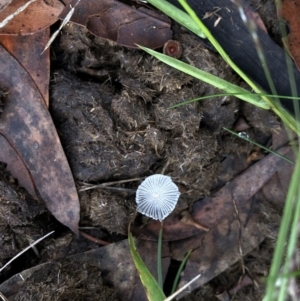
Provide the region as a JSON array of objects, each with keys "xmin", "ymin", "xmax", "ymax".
[
  {"xmin": 158, "ymin": 222, "xmax": 163, "ymax": 289},
  {"xmin": 223, "ymin": 127, "xmax": 295, "ymax": 164},
  {"xmin": 171, "ymin": 249, "xmax": 193, "ymax": 294},
  {"xmin": 128, "ymin": 226, "xmax": 166, "ymax": 301},
  {"xmin": 232, "ymin": 0, "xmax": 278, "ymax": 99},
  {"xmin": 0, "ymin": 231, "xmax": 54, "ymax": 272},
  {"xmin": 277, "ymin": 176, "xmax": 300, "ymax": 300},
  {"xmin": 169, "ymin": 93, "xmax": 300, "ymax": 109}
]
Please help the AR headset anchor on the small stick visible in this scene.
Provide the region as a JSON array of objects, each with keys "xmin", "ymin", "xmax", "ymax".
[
  {"xmin": 79, "ymin": 231, "xmax": 110, "ymax": 246},
  {"xmin": 163, "ymin": 274, "xmax": 201, "ymax": 301},
  {"xmin": 78, "ymin": 177, "xmax": 144, "ymax": 192},
  {"xmin": 0, "ymin": 292, "xmax": 9, "ymax": 301},
  {"xmin": 0, "ymin": 0, "xmax": 36, "ymax": 28}
]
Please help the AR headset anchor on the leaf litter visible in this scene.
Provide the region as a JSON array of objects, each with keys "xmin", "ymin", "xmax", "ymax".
[
  {"xmin": 59, "ymin": 0, "xmax": 172, "ymax": 49},
  {"xmin": 0, "ymin": 0, "xmax": 298, "ymax": 300}
]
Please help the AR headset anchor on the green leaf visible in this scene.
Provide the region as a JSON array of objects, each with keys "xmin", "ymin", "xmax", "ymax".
[
  {"xmin": 128, "ymin": 232, "xmax": 166, "ymax": 301},
  {"xmin": 145, "ymin": 0, "xmax": 205, "ymax": 39}
]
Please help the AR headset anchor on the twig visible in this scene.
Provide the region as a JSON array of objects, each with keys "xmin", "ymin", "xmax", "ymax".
[
  {"xmin": 163, "ymin": 274, "xmax": 201, "ymax": 301},
  {"xmin": 42, "ymin": 0, "xmax": 81, "ymax": 54},
  {"xmin": 79, "ymin": 231, "xmax": 110, "ymax": 246},
  {"xmin": 0, "ymin": 292, "xmax": 9, "ymax": 301},
  {"xmin": 78, "ymin": 177, "xmax": 144, "ymax": 192},
  {"xmin": 0, "ymin": 0, "xmax": 36, "ymax": 28},
  {"xmin": 0, "ymin": 231, "xmax": 54, "ymax": 272}
]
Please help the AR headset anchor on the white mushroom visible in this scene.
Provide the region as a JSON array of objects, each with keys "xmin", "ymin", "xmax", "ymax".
[{"xmin": 135, "ymin": 174, "xmax": 180, "ymax": 221}]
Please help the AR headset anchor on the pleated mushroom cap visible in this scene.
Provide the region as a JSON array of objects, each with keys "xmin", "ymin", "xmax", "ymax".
[{"xmin": 135, "ymin": 174, "xmax": 180, "ymax": 221}]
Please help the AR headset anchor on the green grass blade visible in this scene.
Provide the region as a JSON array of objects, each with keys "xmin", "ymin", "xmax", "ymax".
[
  {"xmin": 128, "ymin": 232, "xmax": 166, "ymax": 301},
  {"xmin": 223, "ymin": 127, "xmax": 295, "ymax": 164},
  {"xmin": 148, "ymin": 0, "xmax": 274, "ymax": 109},
  {"xmin": 232, "ymin": 1, "xmax": 279, "ymax": 100},
  {"xmin": 263, "ymin": 152, "xmax": 300, "ymax": 301},
  {"xmin": 169, "ymin": 93, "xmax": 300, "ymax": 109},
  {"xmin": 145, "ymin": 0, "xmax": 205, "ymax": 39},
  {"xmin": 138, "ymin": 45, "xmax": 269, "ymax": 110},
  {"xmin": 277, "ymin": 191, "xmax": 300, "ymax": 300},
  {"xmin": 275, "ymin": 155, "xmax": 300, "ymax": 301}
]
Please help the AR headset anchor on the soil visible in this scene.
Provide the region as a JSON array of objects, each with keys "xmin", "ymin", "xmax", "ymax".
[{"xmin": 0, "ymin": 0, "xmax": 293, "ymax": 300}]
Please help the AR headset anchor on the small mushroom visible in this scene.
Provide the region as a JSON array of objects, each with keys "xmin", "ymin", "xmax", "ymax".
[
  {"xmin": 135, "ymin": 174, "xmax": 180, "ymax": 221},
  {"xmin": 163, "ymin": 40, "xmax": 182, "ymax": 59}
]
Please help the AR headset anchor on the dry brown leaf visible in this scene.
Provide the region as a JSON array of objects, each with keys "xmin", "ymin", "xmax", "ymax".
[
  {"xmin": 175, "ymin": 146, "xmax": 294, "ymax": 296},
  {"xmin": 0, "ymin": 0, "xmax": 64, "ymax": 35},
  {"xmin": 0, "ymin": 45, "xmax": 79, "ymax": 234},
  {"xmin": 0, "ymin": 29, "xmax": 50, "ymax": 106},
  {"xmin": 59, "ymin": 0, "xmax": 172, "ymax": 49}
]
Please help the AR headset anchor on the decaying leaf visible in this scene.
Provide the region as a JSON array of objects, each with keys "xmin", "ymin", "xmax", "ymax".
[
  {"xmin": 59, "ymin": 0, "xmax": 172, "ymax": 49},
  {"xmin": 0, "ymin": 45, "xmax": 79, "ymax": 234},
  {"xmin": 174, "ymin": 146, "xmax": 294, "ymax": 296},
  {"xmin": 0, "ymin": 0, "xmax": 64, "ymax": 34},
  {"xmin": 0, "ymin": 29, "xmax": 50, "ymax": 106}
]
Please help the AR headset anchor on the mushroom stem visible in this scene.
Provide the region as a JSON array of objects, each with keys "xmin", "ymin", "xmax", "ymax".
[{"xmin": 157, "ymin": 222, "xmax": 163, "ymax": 288}]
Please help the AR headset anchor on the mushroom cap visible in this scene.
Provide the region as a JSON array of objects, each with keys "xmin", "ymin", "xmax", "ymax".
[{"xmin": 135, "ymin": 174, "xmax": 180, "ymax": 221}]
